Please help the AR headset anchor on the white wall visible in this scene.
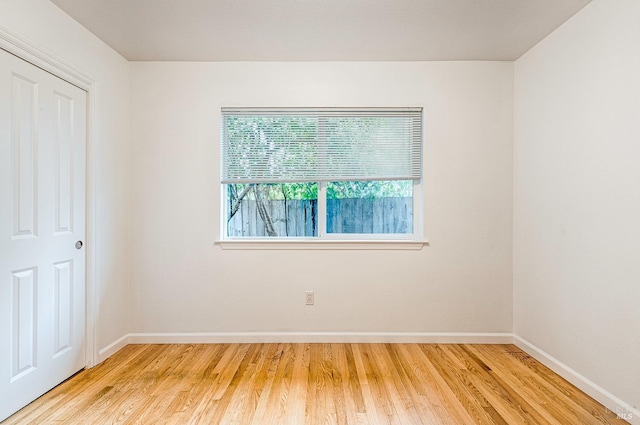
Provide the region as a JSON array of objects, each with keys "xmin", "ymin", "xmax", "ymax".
[
  {"xmin": 514, "ymin": 0, "xmax": 640, "ymax": 412},
  {"xmin": 0, "ymin": 0, "xmax": 130, "ymax": 356},
  {"xmin": 129, "ymin": 61, "xmax": 513, "ymax": 335}
]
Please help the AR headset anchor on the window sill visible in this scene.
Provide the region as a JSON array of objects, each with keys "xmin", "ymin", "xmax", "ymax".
[{"xmin": 214, "ymin": 239, "xmax": 429, "ymax": 250}]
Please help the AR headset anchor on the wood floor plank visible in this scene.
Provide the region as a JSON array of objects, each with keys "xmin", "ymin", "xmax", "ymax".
[
  {"xmin": 386, "ymin": 344, "xmax": 448, "ymax": 425},
  {"xmin": 284, "ymin": 343, "xmax": 310, "ymax": 425},
  {"xmin": 248, "ymin": 344, "xmax": 285, "ymax": 425},
  {"xmin": 335, "ymin": 344, "xmax": 364, "ymax": 425},
  {"xmin": 3, "ymin": 343, "xmax": 629, "ymax": 425},
  {"xmin": 395, "ymin": 344, "xmax": 459, "ymax": 425},
  {"xmin": 445, "ymin": 345, "xmax": 545, "ymax": 425},
  {"xmin": 357, "ymin": 344, "xmax": 402, "ymax": 425},
  {"xmin": 376, "ymin": 344, "xmax": 425, "ymax": 425},
  {"xmin": 463, "ymin": 345, "xmax": 570, "ymax": 425},
  {"xmin": 421, "ymin": 344, "xmax": 506, "ymax": 424},
  {"xmin": 472, "ymin": 344, "xmax": 626, "ymax": 425},
  {"xmin": 351, "ymin": 344, "xmax": 386, "ymax": 425}
]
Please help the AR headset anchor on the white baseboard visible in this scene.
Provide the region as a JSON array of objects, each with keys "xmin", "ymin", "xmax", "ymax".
[
  {"xmin": 97, "ymin": 334, "xmax": 130, "ymax": 364},
  {"xmin": 126, "ymin": 331, "xmax": 514, "ymax": 344},
  {"xmin": 513, "ymin": 335, "xmax": 638, "ymax": 425}
]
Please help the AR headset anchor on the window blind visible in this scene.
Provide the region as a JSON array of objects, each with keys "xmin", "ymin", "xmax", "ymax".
[{"xmin": 221, "ymin": 108, "xmax": 422, "ymax": 184}]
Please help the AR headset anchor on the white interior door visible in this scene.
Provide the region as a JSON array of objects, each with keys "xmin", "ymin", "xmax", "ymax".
[{"xmin": 0, "ymin": 48, "xmax": 86, "ymax": 422}]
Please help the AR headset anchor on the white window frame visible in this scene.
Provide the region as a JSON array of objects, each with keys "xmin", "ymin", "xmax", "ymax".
[{"xmin": 216, "ymin": 108, "xmax": 428, "ymax": 250}]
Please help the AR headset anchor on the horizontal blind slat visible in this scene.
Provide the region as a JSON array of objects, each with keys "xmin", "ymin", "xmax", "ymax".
[{"xmin": 221, "ymin": 108, "xmax": 422, "ymax": 184}]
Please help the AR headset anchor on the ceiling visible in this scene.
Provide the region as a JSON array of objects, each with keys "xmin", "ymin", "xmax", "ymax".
[{"xmin": 49, "ymin": 0, "xmax": 591, "ymax": 62}]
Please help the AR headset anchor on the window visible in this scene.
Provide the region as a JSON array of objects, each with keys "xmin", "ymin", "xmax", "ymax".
[{"xmin": 221, "ymin": 108, "xmax": 422, "ymax": 241}]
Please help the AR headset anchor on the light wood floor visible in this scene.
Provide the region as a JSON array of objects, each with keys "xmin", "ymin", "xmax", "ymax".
[{"xmin": 4, "ymin": 343, "xmax": 627, "ymax": 424}]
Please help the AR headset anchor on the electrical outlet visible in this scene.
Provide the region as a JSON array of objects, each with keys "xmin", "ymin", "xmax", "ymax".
[{"xmin": 305, "ymin": 291, "xmax": 314, "ymax": 305}]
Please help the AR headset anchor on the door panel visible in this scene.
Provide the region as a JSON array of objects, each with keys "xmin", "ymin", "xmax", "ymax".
[
  {"xmin": 0, "ymin": 48, "xmax": 86, "ymax": 422},
  {"xmin": 11, "ymin": 73, "xmax": 38, "ymax": 239}
]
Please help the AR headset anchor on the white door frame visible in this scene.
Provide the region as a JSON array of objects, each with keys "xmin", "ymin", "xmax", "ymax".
[{"xmin": 0, "ymin": 26, "xmax": 98, "ymax": 367}]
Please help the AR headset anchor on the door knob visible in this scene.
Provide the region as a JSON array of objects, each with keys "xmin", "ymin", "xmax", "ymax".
[{"xmin": 75, "ymin": 241, "xmax": 83, "ymax": 249}]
